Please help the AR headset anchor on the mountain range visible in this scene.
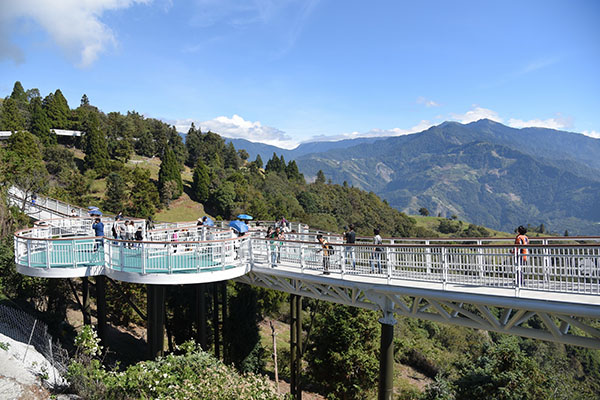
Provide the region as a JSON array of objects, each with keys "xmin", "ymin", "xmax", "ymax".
[{"xmin": 224, "ymin": 120, "xmax": 600, "ymax": 235}]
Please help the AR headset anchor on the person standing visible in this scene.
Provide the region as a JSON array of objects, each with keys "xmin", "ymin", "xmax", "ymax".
[
  {"xmin": 70, "ymin": 209, "xmax": 78, "ymax": 218},
  {"xmin": 514, "ymin": 225, "xmax": 529, "ymax": 285},
  {"xmin": 344, "ymin": 224, "xmax": 356, "ymax": 269},
  {"xmin": 126, "ymin": 221, "xmax": 135, "ymax": 241},
  {"xmin": 92, "ymin": 217, "xmax": 104, "ymax": 252},
  {"xmin": 317, "ymin": 234, "xmax": 332, "ymax": 275},
  {"xmin": 370, "ymin": 228, "xmax": 383, "ymax": 274}
]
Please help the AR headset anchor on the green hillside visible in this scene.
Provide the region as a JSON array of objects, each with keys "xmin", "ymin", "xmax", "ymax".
[{"xmin": 295, "ymin": 120, "xmax": 600, "ymax": 236}]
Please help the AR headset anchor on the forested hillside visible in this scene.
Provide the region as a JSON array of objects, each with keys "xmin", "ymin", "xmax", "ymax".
[
  {"xmin": 1, "ymin": 81, "xmax": 600, "ymax": 399},
  {"xmin": 293, "ymin": 120, "xmax": 600, "ymax": 235}
]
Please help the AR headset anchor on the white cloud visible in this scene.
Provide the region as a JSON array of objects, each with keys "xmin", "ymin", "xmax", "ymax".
[
  {"xmin": 450, "ymin": 107, "xmax": 503, "ymax": 124},
  {"xmin": 175, "ymin": 114, "xmax": 297, "ymax": 149},
  {"xmin": 582, "ymin": 130, "xmax": 600, "ymax": 139},
  {"xmin": 307, "ymin": 120, "xmax": 434, "ymax": 142},
  {"xmin": 0, "ymin": 0, "xmax": 149, "ymax": 67},
  {"xmin": 507, "ymin": 115, "xmax": 572, "ymax": 130},
  {"xmin": 416, "ymin": 96, "xmax": 439, "ymax": 108}
]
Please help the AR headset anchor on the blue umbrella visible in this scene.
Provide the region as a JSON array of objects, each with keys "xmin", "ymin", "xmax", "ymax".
[
  {"xmin": 204, "ymin": 217, "xmax": 215, "ymax": 226},
  {"xmin": 237, "ymin": 214, "xmax": 253, "ymax": 220},
  {"xmin": 229, "ymin": 220, "xmax": 249, "ymax": 233},
  {"xmin": 89, "ymin": 210, "xmax": 103, "ymax": 216},
  {"xmin": 88, "ymin": 206, "xmax": 100, "ymax": 210}
]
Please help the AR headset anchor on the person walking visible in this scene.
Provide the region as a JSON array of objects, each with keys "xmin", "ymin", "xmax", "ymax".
[
  {"xmin": 514, "ymin": 225, "xmax": 529, "ymax": 285},
  {"xmin": 92, "ymin": 217, "xmax": 104, "ymax": 252},
  {"xmin": 268, "ymin": 226, "xmax": 278, "ymax": 267},
  {"xmin": 370, "ymin": 228, "xmax": 383, "ymax": 274},
  {"xmin": 344, "ymin": 224, "xmax": 356, "ymax": 269},
  {"xmin": 317, "ymin": 234, "xmax": 332, "ymax": 275}
]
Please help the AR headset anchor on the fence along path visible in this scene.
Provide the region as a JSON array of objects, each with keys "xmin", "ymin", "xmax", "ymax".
[{"xmin": 10, "ymin": 189, "xmax": 600, "ymax": 348}]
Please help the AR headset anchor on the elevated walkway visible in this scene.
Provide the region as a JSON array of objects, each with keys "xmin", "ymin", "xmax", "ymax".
[{"xmin": 10, "ymin": 190, "xmax": 600, "ymax": 348}]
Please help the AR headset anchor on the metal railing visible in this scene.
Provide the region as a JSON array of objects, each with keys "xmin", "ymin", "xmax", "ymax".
[{"xmin": 12, "ymin": 218, "xmax": 600, "ymax": 296}]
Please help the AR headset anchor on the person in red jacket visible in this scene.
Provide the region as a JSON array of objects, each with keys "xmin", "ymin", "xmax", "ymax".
[{"xmin": 514, "ymin": 225, "xmax": 529, "ymax": 285}]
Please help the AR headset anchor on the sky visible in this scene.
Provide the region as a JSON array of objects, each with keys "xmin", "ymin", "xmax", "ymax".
[{"xmin": 1, "ymin": 0, "xmax": 599, "ymax": 149}]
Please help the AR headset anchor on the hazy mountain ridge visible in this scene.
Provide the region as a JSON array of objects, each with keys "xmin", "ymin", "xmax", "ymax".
[
  {"xmin": 225, "ymin": 136, "xmax": 384, "ymax": 162},
  {"xmin": 289, "ymin": 121, "xmax": 600, "ymax": 234}
]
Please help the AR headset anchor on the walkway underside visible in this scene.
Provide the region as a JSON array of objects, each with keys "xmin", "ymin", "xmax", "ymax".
[{"xmin": 238, "ymin": 267, "xmax": 600, "ymax": 349}]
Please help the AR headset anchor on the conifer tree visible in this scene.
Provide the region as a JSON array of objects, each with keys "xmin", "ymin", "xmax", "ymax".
[
  {"xmin": 0, "ymin": 97, "xmax": 25, "ymax": 131},
  {"xmin": 158, "ymin": 147, "xmax": 183, "ymax": 200},
  {"xmin": 128, "ymin": 167, "xmax": 159, "ymax": 218},
  {"xmin": 103, "ymin": 172, "xmax": 127, "ymax": 213},
  {"xmin": 254, "ymin": 154, "xmax": 263, "ymax": 169},
  {"xmin": 83, "ymin": 112, "xmax": 109, "ymax": 176},
  {"xmin": 192, "ymin": 160, "xmax": 210, "ymax": 203},
  {"xmin": 185, "ymin": 123, "xmax": 202, "ymax": 167},
  {"xmin": 224, "ymin": 142, "xmax": 240, "ymax": 169},
  {"xmin": 45, "ymin": 89, "xmax": 70, "ymax": 129},
  {"xmin": 29, "ymin": 97, "xmax": 53, "ymax": 144},
  {"xmin": 316, "ymin": 170, "xmax": 326, "ymax": 184}
]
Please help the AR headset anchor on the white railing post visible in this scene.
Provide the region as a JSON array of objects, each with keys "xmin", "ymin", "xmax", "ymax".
[
  {"xmin": 442, "ymin": 247, "xmax": 448, "ymax": 289},
  {"xmin": 141, "ymin": 243, "xmax": 146, "ymax": 274},
  {"xmin": 72, "ymin": 240, "xmax": 77, "ymax": 268},
  {"xmin": 425, "ymin": 240, "xmax": 431, "ymax": 275},
  {"xmin": 167, "ymin": 244, "xmax": 172, "ymax": 274},
  {"xmin": 542, "ymin": 239, "xmax": 549, "ymax": 287},
  {"xmin": 477, "ymin": 240, "xmax": 483, "ymax": 279},
  {"xmin": 248, "ymin": 238, "xmax": 254, "ymax": 269},
  {"xmin": 26, "ymin": 239, "xmax": 31, "ymax": 267},
  {"xmin": 300, "ymin": 243, "xmax": 305, "ymax": 273},
  {"xmin": 46, "ymin": 240, "xmax": 51, "ymax": 269},
  {"xmin": 386, "ymin": 246, "xmax": 392, "ymax": 283},
  {"xmin": 119, "ymin": 242, "xmax": 125, "ymax": 272}
]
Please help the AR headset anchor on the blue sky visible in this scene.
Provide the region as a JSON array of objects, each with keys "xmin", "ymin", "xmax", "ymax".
[{"xmin": 1, "ymin": 0, "xmax": 599, "ymax": 148}]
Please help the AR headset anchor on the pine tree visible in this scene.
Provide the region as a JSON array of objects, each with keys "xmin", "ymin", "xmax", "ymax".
[
  {"xmin": 0, "ymin": 97, "xmax": 26, "ymax": 131},
  {"xmin": 285, "ymin": 160, "xmax": 302, "ymax": 181},
  {"xmin": 136, "ymin": 131, "xmax": 156, "ymax": 157},
  {"xmin": 103, "ymin": 172, "xmax": 127, "ymax": 213},
  {"xmin": 29, "ymin": 97, "xmax": 53, "ymax": 144},
  {"xmin": 45, "ymin": 89, "xmax": 70, "ymax": 129},
  {"xmin": 80, "ymin": 94, "xmax": 90, "ymax": 106},
  {"xmin": 83, "ymin": 112, "xmax": 109, "ymax": 176},
  {"xmin": 185, "ymin": 123, "xmax": 203, "ymax": 167},
  {"xmin": 10, "ymin": 81, "xmax": 28, "ymax": 104},
  {"xmin": 316, "ymin": 170, "xmax": 326, "ymax": 184},
  {"xmin": 128, "ymin": 167, "xmax": 159, "ymax": 218},
  {"xmin": 192, "ymin": 160, "xmax": 210, "ymax": 203},
  {"xmin": 254, "ymin": 154, "xmax": 263, "ymax": 169},
  {"xmin": 158, "ymin": 147, "xmax": 183, "ymax": 200},
  {"xmin": 224, "ymin": 142, "xmax": 240, "ymax": 169}
]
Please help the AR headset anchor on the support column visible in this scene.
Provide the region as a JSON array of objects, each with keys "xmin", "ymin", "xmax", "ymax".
[
  {"xmin": 95, "ymin": 276, "xmax": 107, "ymax": 347},
  {"xmin": 290, "ymin": 295, "xmax": 297, "ymax": 396},
  {"xmin": 213, "ymin": 283, "xmax": 220, "ymax": 359},
  {"xmin": 290, "ymin": 294, "xmax": 303, "ymax": 399},
  {"xmin": 378, "ymin": 312, "xmax": 397, "ymax": 400},
  {"xmin": 220, "ymin": 282, "xmax": 228, "ymax": 362},
  {"xmin": 81, "ymin": 277, "xmax": 91, "ymax": 325},
  {"xmin": 195, "ymin": 283, "xmax": 207, "ymax": 350},
  {"xmin": 147, "ymin": 285, "xmax": 166, "ymax": 360}
]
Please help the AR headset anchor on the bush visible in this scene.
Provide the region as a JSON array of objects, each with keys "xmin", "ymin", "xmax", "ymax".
[{"xmin": 67, "ymin": 339, "xmax": 282, "ymax": 400}]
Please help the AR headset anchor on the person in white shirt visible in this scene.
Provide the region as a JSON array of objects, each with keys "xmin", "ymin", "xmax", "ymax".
[{"xmin": 370, "ymin": 228, "xmax": 383, "ymax": 274}]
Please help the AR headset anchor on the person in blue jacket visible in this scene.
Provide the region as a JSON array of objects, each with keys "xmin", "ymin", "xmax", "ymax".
[{"xmin": 92, "ymin": 217, "xmax": 104, "ymax": 251}]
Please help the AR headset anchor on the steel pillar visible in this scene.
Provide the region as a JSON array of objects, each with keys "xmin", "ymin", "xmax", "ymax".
[
  {"xmin": 95, "ymin": 276, "xmax": 107, "ymax": 346},
  {"xmin": 147, "ymin": 285, "xmax": 166, "ymax": 360},
  {"xmin": 81, "ymin": 277, "xmax": 91, "ymax": 325},
  {"xmin": 213, "ymin": 283, "xmax": 220, "ymax": 358},
  {"xmin": 378, "ymin": 313, "xmax": 396, "ymax": 400},
  {"xmin": 195, "ymin": 283, "xmax": 207, "ymax": 350},
  {"xmin": 221, "ymin": 282, "xmax": 228, "ymax": 362},
  {"xmin": 290, "ymin": 294, "xmax": 302, "ymax": 399}
]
